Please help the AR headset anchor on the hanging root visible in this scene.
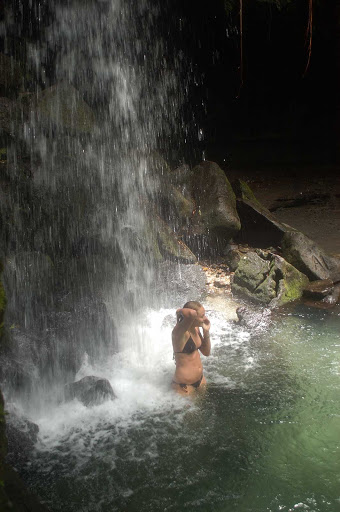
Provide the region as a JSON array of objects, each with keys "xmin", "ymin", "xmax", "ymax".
[
  {"xmin": 303, "ymin": 0, "xmax": 313, "ymax": 77},
  {"xmin": 236, "ymin": 0, "xmax": 243, "ymax": 98}
]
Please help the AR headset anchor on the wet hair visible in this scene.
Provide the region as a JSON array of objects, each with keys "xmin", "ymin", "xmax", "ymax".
[{"xmin": 183, "ymin": 301, "xmax": 203, "ymax": 311}]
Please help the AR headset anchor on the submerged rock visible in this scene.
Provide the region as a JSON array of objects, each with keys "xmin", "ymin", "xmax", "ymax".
[
  {"xmin": 232, "ymin": 249, "xmax": 309, "ymax": 307},
  {"xmin": 236, "ymin": 305, "xmax": 272, "ymax": 332},
  {"xmin": 64, "ymin": 376, "xmax": 116, "ymax": 407}
]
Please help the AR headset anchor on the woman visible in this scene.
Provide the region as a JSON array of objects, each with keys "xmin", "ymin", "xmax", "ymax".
[{"xmin": 172, "ymin": 301, "xmax": 211, "ymax": 395}]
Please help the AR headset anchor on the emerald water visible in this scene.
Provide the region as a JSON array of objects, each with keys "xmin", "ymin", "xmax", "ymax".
[{"xmin": 16, "ymin": 302, "xmax": 340, "ymax": 512}]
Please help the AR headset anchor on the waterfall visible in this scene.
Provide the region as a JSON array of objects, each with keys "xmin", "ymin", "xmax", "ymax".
[{"xmin": 0, "ymin": 0, "xmax": 186, "ymax": 410}]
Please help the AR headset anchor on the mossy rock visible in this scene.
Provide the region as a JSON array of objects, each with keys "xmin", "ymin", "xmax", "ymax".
[
  {"xmin": 153, "ymin": 214, "xmax": 196, "ymax": 263},
  {"xmin": 232, "ymin": 250, "xmax": 309, "ymax": 307},
  {"xmin": 232, "ymin": 179, "xmax": 264, "ymax": 209},
  {"xmin": 270, "ymin": 255, "xmax": 309, "ymax": 307},
  {"xmin": 35, "ymin": 82, "xmax": 96, "ymax": 134}
]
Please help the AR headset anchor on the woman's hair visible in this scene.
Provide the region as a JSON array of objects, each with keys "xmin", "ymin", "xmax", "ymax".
[{"xmin": 183, "ymin": 301, "xmax": 202, "ymax": 311}]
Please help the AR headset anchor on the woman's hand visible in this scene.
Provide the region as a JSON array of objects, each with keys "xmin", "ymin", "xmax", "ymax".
[{"xmin": 202, "ymin": 316, "xmax": 211, "ymax": 334}]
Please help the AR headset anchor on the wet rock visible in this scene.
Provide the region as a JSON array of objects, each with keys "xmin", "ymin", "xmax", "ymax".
[
  {"xmin": 0, "ymin": 391, "xmax": 50, "ymax": 512},
  {"xmin": 152, "ymin": 214, "xmax": 197, "ymax": 263},
  {"xmin": 6, "ymin": 413, "xmax": 39, "ymax": 466},
  {"xmin": 281, "ymin": 231, "xmax": 340, "ymax": 282},
  {"xmin": 223, "ymin": 243, "xmax": 245, "ymax": 272},
  {"xmin": 34, "ymin": 82, "xmax": 96, "ymax": 135},
  {"xmin": 190, "ymin": 161, "xmax": 241, "ymax": 240},
  {"xmin": 232, "ymin": 250, "xmax": 309, "ymax": 307},
  {"xmin": 65, "ymin": 376, "xmax": 116, "ymax": 407},
  {"xmin": 154, "ymin": 262, "xmax": 206, "ymax": 307},
  {"xmin": 0, "ymin": 54, "xmax": 24, "ymax": 96},
  {"xmin": 236, "ymin": 305, "xmax": 272, "ymax": 332},
  {"xmin": 0, "ymin": 97, "xmax": 15, "ymax": 137},
  {"xmin": 158, "ymin": 184, "xmax": 194, "ymax": 228},
  {"xmin": 3, "ymin": 252, "xmax": 55, "ymax": 328},
  {"xmin": 302, "ymin": 279, "xmax": 335, "ymax": 300}
]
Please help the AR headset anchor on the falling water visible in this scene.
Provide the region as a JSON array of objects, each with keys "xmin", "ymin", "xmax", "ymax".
[{"xmin": 1, "ymin": 0, "xmax": 187, "ymax": 406}]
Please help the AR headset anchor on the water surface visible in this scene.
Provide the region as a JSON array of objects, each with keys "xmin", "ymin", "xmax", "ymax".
[{"xmin": 18, "ymin": 303, "xmax": 340, "ymax": 512}]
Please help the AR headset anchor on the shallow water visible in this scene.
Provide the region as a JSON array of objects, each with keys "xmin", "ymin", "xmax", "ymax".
[{"xmin": 15, "ymin": 302, "xmax": 340, "ymax": 512}]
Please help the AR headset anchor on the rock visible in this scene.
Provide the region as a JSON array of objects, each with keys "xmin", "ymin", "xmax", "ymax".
[
  {"xmin": 232, "ymin": 179, "xmax": 264, "ymax": 209},
  {"xmin": 224, "ymin": 243, "xmax": 248, "ymax": 272},
  {"xmin": 0, "ymin": 97, "xmax": 15, "ymax": 137},
  {"xmin": 152, "ymin": 214, "xmax": 197, "ymax": 263},
  {"xmin": 154, "ymin": 262, "xmax": 206, "ymax": 307},
  {"xmin": 0, "ymin": 54, "xmax": 24, "ymax": 96},
  {"xmin": 0, "ymin": 390, "xmax": 50, "ymax": 512},
  {"xmin": 64, "ymin": 376, "xmax": 116, "ymax": 406},
  {"xmin": 232, "ymin": 250, "xmax": 309, "ymax": 307},
  {"xmin": 158, "ymin": 184, "xmax": 194, "ymax": 226},
  {"xmin": 302, "ymin": 279, "xmax": 335, "ymax": 300},
  {"xmin": 232, "ymin": 180, "xmax": 340, "ymax": 282},
  {"xmin": 282, "ymin": 231, "xmax": 340, "ymax": 282},
  {"xmin": 34, "ymin": 82, "xmax": 96, "ymax": 134},
  {"xmin": 0, "ymin": 263, "xmax": 6, "ymax": 338},
  {"xmin": 236, "ymin": 305, "xmax": 272, "ymax": 332},
  {"xmin": 3, "ymin": 252, "xmax": 55, "ymax": 328},
  {"xmin": 189, "ymin": 161, "xmax": 240, "ymax": 240},
  {"xmin": 235, "ymin": 197, "xmax": 289, "ymax": 248},
  {"xmin": 6, "ymin": 413, "xmax": 39, "ymax": 466}
]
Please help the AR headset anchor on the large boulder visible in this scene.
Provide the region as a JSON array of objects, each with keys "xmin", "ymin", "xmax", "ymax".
[
  {"xmin": 64, "ymin": 376, "xmax": 116, "ymax": 407},
  {"xmin": 154, "ymin": 214, "xmax": 197, "ymax": 263},
  {"xmin": 232, "ymin": 249, "xmax": 309, "ymax": 307},
  {"xmin": 233, "ymin": 180, "xmax": 340, "ymax": 283},
  {"xmin": 234, "ymin": 196, "xmax": 289, "ymax": 248},
  {"xmin": 34, "ymin": 82, "xmax": 96, "ymax": 135},
  {"xmin": 281, "ymin": 231, "xmax": 340, "ymax": 282},
  {"xmin": 190, "ymin": 161, "xmax": 241, "ymax": 239}
]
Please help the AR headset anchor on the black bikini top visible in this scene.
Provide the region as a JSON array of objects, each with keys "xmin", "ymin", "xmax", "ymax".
[{"xmin": 174, "ymin": 336, "xmax": 202, "ymax": 355}]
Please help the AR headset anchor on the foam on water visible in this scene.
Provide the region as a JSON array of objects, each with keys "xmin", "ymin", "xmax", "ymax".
[{"xmin": 27, "ymin": 303, "xmax": 250, "ymax": 461}]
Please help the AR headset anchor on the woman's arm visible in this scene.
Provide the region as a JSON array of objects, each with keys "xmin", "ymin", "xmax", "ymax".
[
  {"xmin": 199, "ymin": 316, "xmax": 211, "ymax": 356},
  {"xmin": 172, "ymin": 308, "xmax": 197, "ymax": 351}
]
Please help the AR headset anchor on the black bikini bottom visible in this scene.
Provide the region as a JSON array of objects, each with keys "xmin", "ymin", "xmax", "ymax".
[{"xmin": 172, "ymin": 374, "xmax": 203, "ymax": 390}]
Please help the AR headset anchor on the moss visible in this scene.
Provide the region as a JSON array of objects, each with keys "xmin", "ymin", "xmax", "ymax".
[
  {"xmin": 0, "ymin": 148, "xmax": 7, "ymax": 162},
  {"xmin": 238, "ymin": 180, "xmax": 264, "ymax": 209}
]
